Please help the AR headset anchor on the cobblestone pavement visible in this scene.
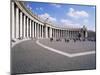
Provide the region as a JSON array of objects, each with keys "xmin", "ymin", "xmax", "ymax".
[{"xmin": 11, "ymin": 39, "xmax": 96, "ymax": 74}]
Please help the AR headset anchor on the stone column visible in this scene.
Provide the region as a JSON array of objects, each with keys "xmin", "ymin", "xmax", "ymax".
[
  {"xmin": 68, "ymin": 30, "xmax": 69, "ymax": 38},
  {"xmin": 58, "ymin": 29, "xmax": 59, "ymax": 38},
  {"xmin": 66, "ymin": 30, "xmax": 67, "ymax": 38},
  {"xmin": 70, "ymin": 31, "xmax": 72, "ymax": 39},
  {"xmin": 39, "ymin": 24, "xmax": 40, "ymax": 38},
  {"xmin": 67, "ymin": 30, "xmax": 68, "ymax": 38},
  {"xmin": 52, "ymin": 29, "xmax": 54, "ymax": 38},
  {"xmin": 20, "ymin": 12, "xmax": 23, "ymax": 39},
  {"xmin": 56, "ymin": 29, "xmax": 57, "ymax": 38},
  {"xmin": 40, "ymin": 25, "xmax": 41, "ymax": 38},
  {"xmin": 35, "ymin": 22, "xmax": 36, "ymax": 38},
  {"xmin": 55, "ymin": 29, "xmax": 56, "ymax": 38},
  {"xmin": 58, "ymin": 30, "xmax": 59, "ymax": 38},
  {"xmin": 73, "ymin": 31, "xmax": 74, "ymax": 38},
  {"xmin": 50, "ymin": 27, "xmax": 52, "ymax": 38},
  {"xmin": 45, "ymin": 26, "xmax": 48, "ymax": 38},
  {"xmin": 54, "ymin": 29, "xmax": 55, "ymax": 38},
  {"xmin": 73, "ymin": 31, "xmax": 74, "ymax": 39},
  {"xmin": 25, "ymin": 17, "xmax": 27, "ymax": 38},
  {"xmin": 52, "ymin": 29, "xmax": 53, "ymax": 38},
  {"xmin": 54, "ymin": 29, "xmax": 56, "ymax": 38},
  {"xmin": 36, "ymin": 23, "xmax": 38, "ymax": 38},
  {"xmin": 72, "ymin": 31, "xmax": 73, "ymax": 38},
  {"xmin": 59, "ymin": 30, "xmax": 60, "ymax": 38},
  {"xmin": 32, "ymin": 21, "xmax": 34, "ymax": 38},
  {"xmin": 23, "ymin": 15, "xmax": 26, "ymax": 38},
  {"xmin": 11, "ymin": 2, "xmax": 15, "ymax": 39},
  {"xmin": 16, "ymin": 7, "xmax": 19, "ymax": 39},
  {"xmin": 41, "ymin": 25, "xmax": 42, "ymax": 38},
  {"xmin": 76, "ymin": 31, "xmax": 77, "ymax": 38},
  {"xmin": 85, "ymin": 31, "xmax": 88, "ymax": 38},
  {"xmin": 26, "ymin": 17, "xmax": 29, "ymax": 38},
  {"xmin": 40, "ymin": 24, "xmax": 41, "ymax": 38},
  {"xmin": 72, "ymin": 31, "xmax": 74, "ymax": 39},
  {"xmin": 64, "ymin": 30, "xmax": 65, "ymax": 38},
  {"xmin": 42, "ymin": 25, "xmax": 43, "ymax": 38},
  {"xmin": 38, "ymin": 24, "xmax": 39, "ymax": 38},
  {"xmin": 70, "ymin": 31, "xmax": 71, "ymax": 39},
  {"xmin": 69, "ymin": 31, "xmax": 70, "ymax": 39},
  {"xmin": 57, "ymin": 29, "xmax": 58, "ymax": 38},
  {"xmin": 62, "ymin": 30, "xmax": 63, "ymax": 38},
  {"xmin": 65, "ymin": 30, "xmax": 66, "ymax": 38},
  {"xmin": 29, "ymin": 19, "xmax": 32, "ymax": 38},
  {"xmin": 60, "ymin": 30, "xmax": 61, "ymax": 38},
  {"xmin": 37, "ymin": 23, "xmax": 39, "ymax": 38},
  {"xmin": 31, "ymin": 21, "xmax": 33, "ymax": 38},
  {"xmin": 61, "ymin": 30, "xmax": 62, "ymax": 38},
  {"xmin": 70, "ymin": 31, "xmax": 72, "ymax": 38},
  {"xmin": 40, "ymin": 25, "xmax": 42, "ymax": 38}
]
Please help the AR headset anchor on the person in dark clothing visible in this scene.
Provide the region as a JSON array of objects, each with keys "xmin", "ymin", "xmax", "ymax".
[
  {"xmin": 78, "ymin": 32, "xmax": 81, "ymax": 41},
  {"xmin": 50, "ymin": 37, "xmax": 53, "ymax": 42}
]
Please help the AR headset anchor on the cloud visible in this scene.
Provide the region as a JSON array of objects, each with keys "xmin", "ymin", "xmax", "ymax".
[
  {"xmin": 61, "ymin": 19, "xmax": 72, "ymax": 25},
  {"xmin": 51, "ymin": 4, "xmax": 61, "ymax": 8},
  {"xmin": 36, "ymin": 7, "xmax": 43, "ymax": 11},
  {"xmin": 60, "ymin": 19, "xmax": 81, "ymax": 28},
  {"xmin": 83, "ymin": 19, "xmax": 88, "ymax": 24},
  {"xmin": 39, "ymin": 13, "xmax": 57, "ymax": 22},
  {"xmin": 67, "ymin": 8, "xmax": 89, "ymax": 19},
  {"xmin": 26, "ymin": 4, "xmax": 32, "ymax": 10}
]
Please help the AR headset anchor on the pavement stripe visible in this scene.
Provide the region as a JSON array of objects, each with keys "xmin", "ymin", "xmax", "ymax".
[
  {"xmin": 70, "ymin": 51, "xmax": 95, "ymax": 57},
  {"xmin": 11, "ymin": 39, "xmax": 30, "ymax": 47},
  {"xmin": 36, "ymin": 40, "xmax": 95, "ymax": 58}
]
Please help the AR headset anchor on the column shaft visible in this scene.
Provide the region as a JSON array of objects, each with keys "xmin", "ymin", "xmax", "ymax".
[
  {"xmin": 39, "ymin": 24, "xmax": 41, "ymax": 38},
  {"xmin": 45, "ymin": 26, "xmax": 48, "ymax": 38},
  {"xmin": 20, "ymin": 12, "xmax": 23, "ymax": 38},
  {"xmin": 35, "ymin": 22, "xmax": 36, "ymax": 38},
  {"xmin": 23, "ymin": 15, "xmax": 26, "ymax": 38},
  {"xmin": 26, "ymin": 17, "xmax": 29, "ymax": 38},
  {"xmin": 32, "ymin": 21, "xmax": 34, "ymax": 38},
  {"xmin": 50, "ymin": 28, "xmax": 52, "ymax": 38},
  {"xmin": 42, "ymin": 26, "xmax": 44, "ymax": 38},
  {"xmin": 16, "ymin": 7, "xmax": 19, "ymax": 39},
  {"xmin": 37, "ymin": 23, "xmax": 39, "ymax": 38},
  {"xmin": 11, "ymin": 2, "xmax": 15, "ymax": 39},
  {"xmin": 40, "ymin": 25, "xmax": 42, "ymax": 38},
  {"xmin": 29, "ymin": 19, "xmax": 32, "ymax": 38}
]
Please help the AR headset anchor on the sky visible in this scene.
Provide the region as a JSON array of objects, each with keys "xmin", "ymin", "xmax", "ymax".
[{"xmin": 23, "ymin": 1, "xmax": 96, "ymax": 31}]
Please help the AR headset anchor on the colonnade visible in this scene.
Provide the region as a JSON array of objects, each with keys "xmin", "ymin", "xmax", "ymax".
[{"xmin": 11, "ymin": 0, "xmax": 87, "ymax": 41}]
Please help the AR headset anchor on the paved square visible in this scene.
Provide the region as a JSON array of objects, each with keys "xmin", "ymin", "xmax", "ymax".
[{"xmin": 11, "ymin": 39, "xmax": 96, "ymax": 74}]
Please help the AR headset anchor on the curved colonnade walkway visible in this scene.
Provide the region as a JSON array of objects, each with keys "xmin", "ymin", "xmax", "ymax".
[{"xmin": 11, "ymin": 39, "xmax": 96, "ymax": 74}]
